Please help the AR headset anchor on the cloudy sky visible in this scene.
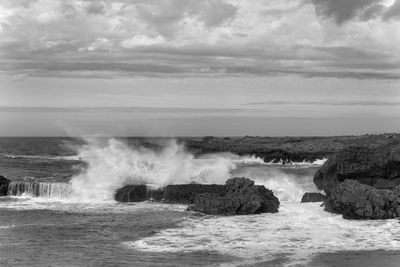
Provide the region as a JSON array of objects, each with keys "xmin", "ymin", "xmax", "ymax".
[{"xmin": 1, "ymin": 0, "xmax": 400, "ymax": 136}]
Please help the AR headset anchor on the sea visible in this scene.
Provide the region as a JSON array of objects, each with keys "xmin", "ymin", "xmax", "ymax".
[{"xmin": 0, "ymin": 137, "xmax": 399, "ymax": 267}]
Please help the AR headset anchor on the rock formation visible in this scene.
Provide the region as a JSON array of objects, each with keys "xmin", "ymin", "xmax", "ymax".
[
  {"xmin": 325, "ymin": 180, "xmax": 400, "ymax": 219},
  {"xmin": 114, "ymin": 178, "xmax": 279, "ymax": 216},
  {"xmin": 189, "ymin": 177, "xmax": 279, "ymax": 215},
  {"xmin": 164, "ymin": 184, "xmax": 226, "ymax": 204},
  {"xmin": 114, "ymin": 184, "xmax": 226, "ymax": 203},
  {"xmin": 114, "ymin": 185, "xmax": 147, "ymax": 202},
  {"xmin": 185, "ymin": 134, "xmax": 400, "ymax": 164},
  {"xmin": 314, "ymin": 142, "xmax": 400, "ymax": 195},
  {"xmin": 0, "ymin": 175, "xmax": 10, "ymax": 196},
  {"xmin": 300, "ymin": 192, "xmax": 325, "ymax": 202}
]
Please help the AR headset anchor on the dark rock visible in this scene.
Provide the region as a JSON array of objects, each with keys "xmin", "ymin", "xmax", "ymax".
[
  {"xmin": 147, "ymin": 187, "xmax": 165, "ymax": 201},
  {"xmin": 0, "ymin": 176, "xmax": 10, "ymax": 196},
  {"xmin": 313, "ymin": 142, "xmax": 400, "ymax": 195},
  {"xmin": 301, "ymin": 192, "xmax": 326, "ymax": 202},
  {"xmin": 114, "ymin": 185, "xmax": 147, "ymax": 202},
  {"xmin": 164, "ymin": 184, "xmax": 226, "ymax": 204},
  {"xmin": 114, "ymin": 183, "xmax": 226, "ymax": 203},
  {"xmin": 189, "ymin": 177, "xmax": 279, "ymax": 215},
  {"xmin": 325, "ymin": 179, "xmax": 400, "ymax": 219}
]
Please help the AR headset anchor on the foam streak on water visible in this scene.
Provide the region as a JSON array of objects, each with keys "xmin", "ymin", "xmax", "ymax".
[{"xmin": 127, "ymin": 202, "xmax": 400, "ymax": 266}]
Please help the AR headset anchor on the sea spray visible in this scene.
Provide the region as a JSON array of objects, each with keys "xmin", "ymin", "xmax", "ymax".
[
  {"xmin": 69, "ymin": 138, "xmax": 235, "ymax": 201},
  {"xmin": 231, "ymin": 165, "xmax": 321, "ymax": 202},
  {"xmin": 5, "ymin": 137, "xmax": 324, "ymax": 202}
]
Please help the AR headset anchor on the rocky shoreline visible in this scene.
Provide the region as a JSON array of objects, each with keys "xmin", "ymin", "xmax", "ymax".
[
  {"xmin": 313, "ymin": 139, "xmax": 400, "ymax": 219},
  {"xmin": 181, "ymin": 133, "xmax": 400, "ymax": 164},
  {"xmin": 3, "ymin": 133, "xmax": 400, "ymax": 219},
  {"xmin": 114, "ymin": 133, "xmax": 400, "ymax": 219}
]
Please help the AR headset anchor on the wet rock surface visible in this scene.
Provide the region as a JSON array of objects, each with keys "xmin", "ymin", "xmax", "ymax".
[
  {"xmin": 114, "ymin": 184, "xmax": 226, "ymax": 203},
  {"xmin": 163, "ymin": 184, "xmax": 226, "ymax": 204},
  {"xmin": 301, "ymin": 192, "xmax": 325, "ymax": 203},
  {"xmin": 189, "ymin": 177, "xmax": 279, "ymax": 215},
  {"xmin": 325, "ymin": 180, "xmax": 400, "ymax": 219},
  {"xmin": 114, "ymin": 185, "xmax": 147, "ymax": 202},
  {"xmin": 313, "ymin": 142, "xmax": 400, "ymax": 195},
  {"xmin": 0, "ymin": 175, "xmax": 10, "ymax": 196}
]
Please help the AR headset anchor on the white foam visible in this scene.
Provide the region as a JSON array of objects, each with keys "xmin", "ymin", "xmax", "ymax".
[
  {"xmin": 8, "ymin": 182, "xmax": 76, "ymax": 199},
  {"xmin": 0, "ymin": 225, "xmax": 15, "ymax": 229},
  {"xmin": 221, "ymin": 154, "xmax": 327, "ymax": 166},
  {"xmin": 127, "ymin": 202, "xmax": 400, "ymax": 266},
  {"xmin": 0, "ymin": 153, "xmax": 81, "ymax": 161},
  {"xmin": 254, "ymin": 174, "xmax": 307, "ymax": 202},
  {"xmin": 0, "ymin": 197, "xmax": 187, "ymax": 213},
  {"xmin": 265, "ymin": 158, "xmax": 327, "ymax": 166},
  {"xmin": 231, "ymin": 165, "xmax": 319, "ymax": 202},
  {"xmin": 230, "ymin": 154, "xmax": 267, "ymax": 165}
]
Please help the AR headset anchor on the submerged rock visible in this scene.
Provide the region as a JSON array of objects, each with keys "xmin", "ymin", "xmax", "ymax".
[
  {"xmin": 189, "ymin": 177, "xmax": 279, "ymax": 215},
  {"xmin": 325, "ymin": 180, "xmax": 400, "ymax": 219},
  {"xmin": 114, "ymin": 185, "xmax": 147, "ymax": 202},
  {"xmin": 313, "ymin": 143, "xmax": 400, "ymax": 195},
  {"xmin": 0, "ymin": 175, "xmax": 10, "ymax": 196},
  {"xmin": 300, "ymin": 192, "xmax": 325, "ymax": 203}
]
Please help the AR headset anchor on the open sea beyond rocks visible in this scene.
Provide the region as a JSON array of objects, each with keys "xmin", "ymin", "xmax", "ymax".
[{"xmin": 0, "ymin": 137, "xmax": 399, "ymax": 267}]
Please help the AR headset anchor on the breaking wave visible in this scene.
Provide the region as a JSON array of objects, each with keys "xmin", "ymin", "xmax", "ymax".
[
  {"xmin": 68, "ymin": 138, "xmax": 235, "ymax": 201},
  {"xmin": 4, "ymin": 137, "xmax": 324, "ymax": 202}
]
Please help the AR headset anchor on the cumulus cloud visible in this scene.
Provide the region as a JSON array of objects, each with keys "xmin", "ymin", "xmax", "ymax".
[
  {"xmin": 311, "ymin": 0, "xmax": 400, "ymax": 23},
  {"xmin": 134, "ymin": 0, "xmax": 237, "ymax": 38},
  {"xmin": 311, "ymin": 0, "xmax": 381, "ymax": 24}
]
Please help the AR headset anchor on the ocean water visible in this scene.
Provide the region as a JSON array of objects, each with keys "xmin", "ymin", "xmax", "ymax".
[{"xmin": 0, "ymin": 137, "xmax": 399, "ymax": 266}]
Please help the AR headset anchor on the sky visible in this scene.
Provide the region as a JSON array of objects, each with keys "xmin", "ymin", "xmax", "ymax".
[{"xmin": 0, "ymin": 0, "xmax": 400, "ymax": 136}]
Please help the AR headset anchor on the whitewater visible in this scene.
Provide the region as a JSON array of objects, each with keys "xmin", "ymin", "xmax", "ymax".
[{"xmin": 0, "ymin": 137, "xmax": 399, "ymax": 266}]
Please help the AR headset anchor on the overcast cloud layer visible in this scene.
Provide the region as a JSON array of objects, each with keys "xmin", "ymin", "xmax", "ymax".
[{"xmin": 1, "ymin": 0, "xmax": 400, "ymax": 79}]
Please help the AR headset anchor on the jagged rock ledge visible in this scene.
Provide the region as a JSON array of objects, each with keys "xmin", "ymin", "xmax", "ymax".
[
  {"xmin": 313, "ymin": 142, "xmax": 400, "ymax": 195},
  {"xmin": 312, "ymin": 141, "xmax": 400, "ymax": 219},
  {"xmin": 189, "ymin": 177, "xmax": 279, "ymax": 215},
  {"xmin": 115, "ymin": 177, "xmax": 280, "ymax": 216},
  {"xmin": 325, "ymin": 180, "xmax": 400, "ymax": 219}
]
